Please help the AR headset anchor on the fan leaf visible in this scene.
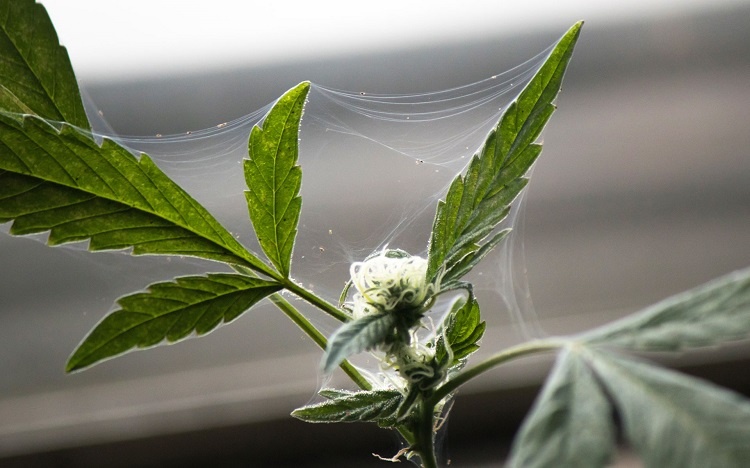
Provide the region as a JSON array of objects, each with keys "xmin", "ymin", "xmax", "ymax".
[
  {"xmin": 244, "ymin": 82, "xmax": 309, "ymax": 278},
  {"xmin": 426, "ymin": 22, "xmax": 582, "ymax": 285},
  {"xmin": 0, "ymin": 0, "xmax": 90, "ymax": 129},
  {"xmin": 0, "ymin": 115, "xmax": 274, "ymax": 274},
  {"xmin": 586, "ymin": 349, "xmax": 750, "ymax": 468},
  {"xmin": 509, "ymin": 348, "xmax": 615, "ymax": 468},
  {"xmin": 67, "ymin": 273, "xmax": 282, "ymax": 371},
  {"xmin": 581, "ymin": 267, "xmax": 750, "ymax": 351}
]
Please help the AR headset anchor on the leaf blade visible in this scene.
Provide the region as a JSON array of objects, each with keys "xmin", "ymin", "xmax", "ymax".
[
  {"xmin": 586, "ymin": 349, "xmax": 750, "ymax": 468},
  {"xmin": 435, "ymin": 297, "xmax": 486, "ymax": 367},
  {"xmin": 0, "ymin": 0, "xmax": 90, "ymax": 128},
  {"xmin": 426, "ymin": 22, "xmax": 582, "ymax": 284},
  {"xmin": 581, "ymin": 267, "xmax": 750, "ymax": 351},
  {"xmin": 244, "ymin": 82, "xmax": 309, "ymax": 278},
  {"xmin": 67, "ymin": 274, "xmax": 282, "ymax": 371},
  {"xmin": 322, "ymin": 312, "xmax": 397, "ymax": 374},
  {"xmin": 292, "ymin": 389, "xmax": 403, "ymax": 425},
  {"xmin": 509, "ymin": 348, "xmax": 615, "ymax": 468},
  {"xmin": 0, "ymin": 116, "xmax": 273, "ymax": 273}
]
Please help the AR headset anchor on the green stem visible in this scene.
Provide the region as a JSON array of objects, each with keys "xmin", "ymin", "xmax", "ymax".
[
  {"xmin": 415, "ymin": 403, "xmax": 438, "ymax": 468},
  {"xmin": 267, "ymin": 292, "xmax": 371, "ymax": 390},
  {"xmin": 237, "ymin": 260, "xmax": 348, "ymax": 323},
  {"xmin": 232, "ymin": 265, "xmax": 369, "ymax": 389},
  {"xmin": 428, "ymin": 339, "xmax": 566, "ymax": 407},
  {"xmin": 281, "ymin": 278, "xmax": 350, "ymax": 322}
]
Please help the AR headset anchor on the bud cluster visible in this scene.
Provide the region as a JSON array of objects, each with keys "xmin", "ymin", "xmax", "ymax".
[{"xmin": 349, "ymin": 249, "xmax": 434, "ymax": 319}]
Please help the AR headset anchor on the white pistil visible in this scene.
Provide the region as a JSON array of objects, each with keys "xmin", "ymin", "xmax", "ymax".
[{"xmin": 349, "ymin": 250, "xmax": 432, "ymax": 319}]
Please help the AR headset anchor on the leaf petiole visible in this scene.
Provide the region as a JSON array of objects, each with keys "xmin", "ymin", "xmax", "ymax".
[
  {"xmin": 231, "ymin": 265, "xmax": 367, "ymax": 388},
  {"xmin": 427, "ymin": 338, "xmax": 568, "ymax": 407},
  {"xmin": 268, "ymin": 291, "xmax": 371, "ymax": 390},
  {"xmin": 280, "ymin": 278, "xmax": 350, "ymax": 323}
]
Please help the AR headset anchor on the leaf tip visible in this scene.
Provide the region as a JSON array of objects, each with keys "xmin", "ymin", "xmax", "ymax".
[
  {"xmin": 567, "ymin": 21, "xmax": 584, "ymax": 41},
  {"xmin": 64, "ymin": 355, "xmax": 84, "ymax": 373},
  {"xmin": 321, "ymin": 351, "xmax": 339, "ymax": 375}
]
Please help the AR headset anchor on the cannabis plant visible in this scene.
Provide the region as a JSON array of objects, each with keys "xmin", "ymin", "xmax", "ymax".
[{"xmin": 1, "ymin": 1, "xmax": 749, "ymax": 466}]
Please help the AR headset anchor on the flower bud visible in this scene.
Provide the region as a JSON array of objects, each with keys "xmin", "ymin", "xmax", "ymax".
[{"xmin": 349, "ymin": 249, "xmax": 432, "ymax": 319}]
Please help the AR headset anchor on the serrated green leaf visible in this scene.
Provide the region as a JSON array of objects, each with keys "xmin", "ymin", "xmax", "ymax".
[
  {"xmin": 427, "ymin": 22, "xmax": 582, "ymax": 284},
  {"xmin": 0, "ymin": 115, "xmax": 274, "ymax": 274},
  {"xmin": 0, "ymin": 84, "xmax": 34, "ymax": 115},
  {"xmin": 318, "ymin": 388, "xmax": 357, "ymax": 400},
  {"xmin": 441, "ymin": 229, "xmax": 510, "ymax": 289},
  {"xmin": 436, "ymin": 297, "xmax": 486, "ymax": 367},
  {"xmin": 0, "ymin": 0, "xmax": 89, "ymax": 129},
  {"xmin": 67, "ymin": 274, "xmax": 282, "ymax": 371},
  {"xmin": 581, "ymin": 267, "xmax": 750, "ymax": 351},
  {"xmin": 322, "ymin": 312, "xmax": 397, "ymax": 374},
  {"xmin": 292, "ymin": 389, "xmax": 402, "ymax": 425},
  {"xmin": 317, "ymin": 389, "xmax": 404, "ymax": 426},
  {"xmin": 509, "ymin": 348, "xmax": 615, "ymax": 468},
  {"xmin": 454, "ymin": 323, "xmax": 485, "ymax": 360},
  {"xmin": 586, "ymin": 349, "xmax": 750, "ymax": 468},
  {"xmin": 244, "ymin": 82, "xmax": 309, "ymax": 278}
]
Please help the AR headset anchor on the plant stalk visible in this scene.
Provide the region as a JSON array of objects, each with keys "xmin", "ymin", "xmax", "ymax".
[
  {"xmin": 267, "ymin": 292, "xmax": 371, "ymax": 390},
  {"xmin": 415, "ymin": 403, "xmax": 439, "ymax": 468},
  {"xmin": 428, "ymin": 339, "xmax": 567, "ymax": 407},
  {"xmin": 232, "ymin": 265, "xmax": 368, "ymax": 388},
  {"xmin": 282, "ymin": 278, "xmax": 350, "ymax": 322}
]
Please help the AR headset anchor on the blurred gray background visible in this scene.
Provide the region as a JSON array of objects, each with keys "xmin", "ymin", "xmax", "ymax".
[{"xmin": 1, "ymin": 1, "xmax": 750, "ymax": 466}]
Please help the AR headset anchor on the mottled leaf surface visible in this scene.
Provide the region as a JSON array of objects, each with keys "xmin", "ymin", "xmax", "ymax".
[
  {"xmin": 244, "ymin": 82, "xmax": 309, "ymax": 278},
  {"xmin": 0, "ymin": 0, "xmax": 89, "ymax": 128}
]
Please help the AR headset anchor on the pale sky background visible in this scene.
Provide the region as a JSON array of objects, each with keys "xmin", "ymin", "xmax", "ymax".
[{"xmin": 41, "ymin": 0, "xmax": 748, "ymax": 80}]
